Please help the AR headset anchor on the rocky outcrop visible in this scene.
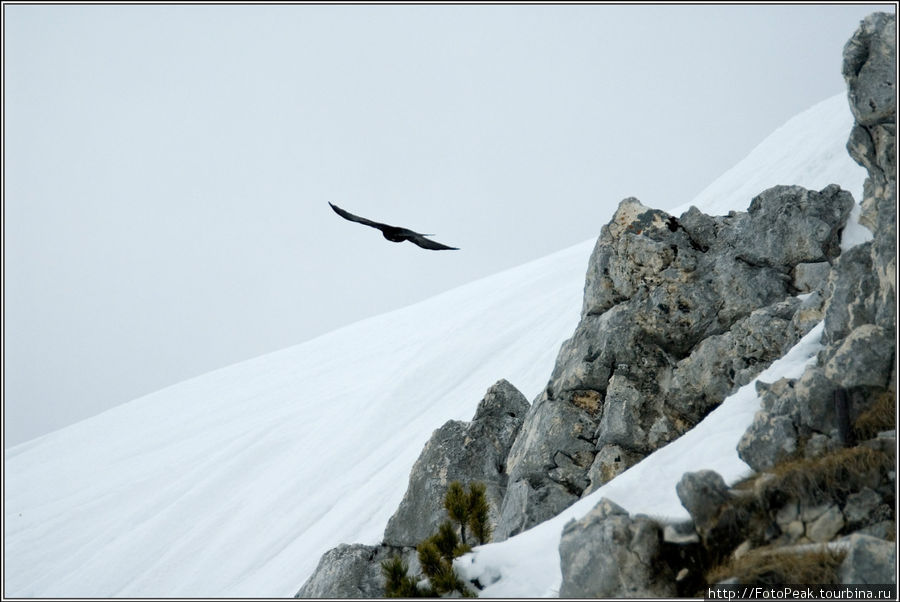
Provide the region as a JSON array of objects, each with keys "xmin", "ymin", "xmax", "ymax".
[
  {"xmin": 295, "ymin": 543, "xmax": 416, "ymax": 598},
  {"xmin": 844, "ymin": 13, "xmax": 897, "ymax": 337},
  {"xmin": 383, "ymin": 379, "xmax": 528, "ymax": 546},
  {"xmin": 738, "ymin": 11, "xmax": 896, "ymax": 472},
  {"xmin": 500, "ymin": 184, "xmax": 854, "ymax": 536},
  {"xmin": 558, "ymin": 498, "xmax": 676, "ymax": 598},
  {"xmin": 556, "ymin": 13, "xmax": 895, "ymax": 597}
]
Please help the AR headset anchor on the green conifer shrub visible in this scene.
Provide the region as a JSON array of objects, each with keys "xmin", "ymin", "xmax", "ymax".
[
  {"xmin": 444, "ymin": 481, "xmax": 492, "ymax": 546},
  {"xmin": 381, "ymin": 556, "xmax": 433, "ymax": 598},
  {"xmin": 466, "ymin": 482, "xmax": 492, "ymax": 545},
  {"xmin": 444, "ymin": 481, "xmax": 470, "ymax": 544},
  {"xmin": 383, "ymin": 480, "xmax": 492, "ymax": 597}
]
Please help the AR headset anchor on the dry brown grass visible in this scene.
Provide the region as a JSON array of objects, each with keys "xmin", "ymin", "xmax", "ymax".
[
  {"xmin": 755, "ymin": 447, "xmax": 890, "ymax": 509},
  {"xmin": 706, "ymin": 546, "xmax": 845, "ymax": 586},
  {"xmin": 853, "ymin": 390, "xmax": 896, "ymax": 440},
  {"xmin": 693, "ymin": 445, "xmax": 891, "ymax": 595}
]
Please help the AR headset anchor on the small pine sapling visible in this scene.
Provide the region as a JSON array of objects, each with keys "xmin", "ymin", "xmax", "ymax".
[
  {"xmin": 381, "ymin": 556, "xmax": 432, "ymax": 598},
  {"xmin": 444, "ymin": 481, "xmax": 470, "ymax": 545},
  {"xmin": 431, "ymin": 521, "xmax": 460, "ymax": 558},
  {"xmin": 466, "ymin": 482, "xmax": 492, "ymax": 545},
  {"xmin": 444, "ymin": 481, "xmax": 493, "ymax": 546},
  {"xmin": 384, "ymin": 481, "xmax": 492, "ymax": 597}
]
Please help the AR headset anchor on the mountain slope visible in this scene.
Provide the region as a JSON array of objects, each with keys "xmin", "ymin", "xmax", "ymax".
[
  {"xmin": 4, "ymin": 92, "xmax": 865, "ymax": 598},
  {"xmin": 5, "ymin": 241, "xmax": 589, "ymax": 597}
]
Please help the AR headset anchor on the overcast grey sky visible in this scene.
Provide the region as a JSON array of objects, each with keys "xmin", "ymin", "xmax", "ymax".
[{"xmin": 4, "ymin": 3, "xmax": 890, "ymax": 447}]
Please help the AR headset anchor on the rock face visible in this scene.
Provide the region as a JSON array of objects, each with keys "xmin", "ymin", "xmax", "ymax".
[
  {"xmin": 500, "ymin": 184, "xmax": 854, "ymax": 535},
  {"xmin": 383, "ymin": 379, "xmax": 529, "ymax": 546},
  {"xmin": 295, "ymin": 543, "xmax": 414, "ymax": 598},
  {"xmin": 839, "ymin": 10, "xmax": 896, "ymax": 343},
  {"xmin": 558, "ymin": 498, "xmax": 676, "ymax": 598},
  {"xmin": 738, "ymin": 11, "xmax": 896, "ymax": 472},
  {"xmin": 840, "ymin": 534, "xmax": 897, "ymax": 584}
]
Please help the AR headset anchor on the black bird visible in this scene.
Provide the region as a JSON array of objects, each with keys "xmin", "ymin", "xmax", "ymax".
[{"xmin": 329, "ymin": 202, "xmax": 459, "ymax": 251}]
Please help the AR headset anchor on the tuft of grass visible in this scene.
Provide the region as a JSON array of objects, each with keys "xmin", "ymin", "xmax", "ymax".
[
  {"xmin": 755, "ymin": 447, "xmax": 890, "ymax": 510},
  {"xmin": 706, "ymin": 546, "xmax": 845, "ymax": 587},
  {"xmin": 853, "ymin": 390, "xmax": 896, "ymax": 440},
  {"xmin": 687, "ymin": 446, "xmax": 891, "ymax": 596},
  {"xmin": 691, "ymin": 447, "xmax": 891, "ymax": 578}
]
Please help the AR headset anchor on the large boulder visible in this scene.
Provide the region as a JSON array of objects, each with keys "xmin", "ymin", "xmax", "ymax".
[
  {"xmin": 382, "ymin": 379, "xmax": 529, "ymax": 546},
  {"xmin": 676, "ymin": 470, "xmax": 733, "ymax": 533},
  {"xmin": 295, "ymin": 543, "xmax": 414, "ymax": 598},
  {"xmin": 558, "ymin": 498, "xmax": 676, "ymax": 598},
  {"xmin": 839, "ymin": 534, "xmax": 897, "ymax": 585}
]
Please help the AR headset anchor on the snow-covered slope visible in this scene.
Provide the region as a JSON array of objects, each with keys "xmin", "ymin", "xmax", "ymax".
[
  {"xmin": 668, "ymin": 93, "xmax": 869, "ymax": 250},
  {"xmin": 4, "ymin": 243, "xmax": 590, "ymax": 597},
  {"xmin": 4, "ymin": 92, "xmax": 865, "ymax": 598},
  {"xmin": 668, "ymin": 94, "xmax": 865, "ymax": 218}
]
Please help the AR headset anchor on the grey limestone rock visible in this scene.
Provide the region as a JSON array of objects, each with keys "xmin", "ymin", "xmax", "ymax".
[
  {"xmin": 737, "ymin": 412, "xmax": 798, "ymax": 472},
  {"xmin": 806, "ymin": 504, "xmax": 845, "ymax": 542},
  {"xmin": 668, "ymin": 299, "xmax": 803, "ymax": 423},
  {"xmin": 793, "ymin": 262, "xmax": 832, "ymax": 293},
  {"xmin": 843, "ymin": 12, "xmax": 896, "ymax": 338},
  {"xmin": 843, "ymin": 12, "xmax": 896, "ymax": 128},
  {"xmin": 295, "ymin": 543, "xmax": 414, "ymax": 598},
  {"xmin": 676, "ymin": 470, "xmax": 732, "ymax": 532},
  {"xmin": 382, "ymin": 379, "xmax": 529, "ymax": 547},
  {"xmin": 595, "ymin": 374, "xmax": 649, "ymax": 449},
  {"xmin": 775, "ymin": 500, "xmax": 800, "ymax": 529},
  {"xmin": 843, "ymin": 487, "xmax": 883, "ymax": 527},
  {"xmin": 804, "ymin": 433, "xmax": 840, "ymax": 459},
  {"xmin": 494, "ymin": 478, "xmax": 576, "ymax": 542},
  {"xmin": 839, "ymin": 533, "xmax": 897, "ymax": 584},
  {"xmin": 503, "ymin": 185, "xmax": 856, "ymax": 529},
  {"xmin": 583, "ymin": 444, "xmax": 643, "ymax": 495},
  {"xmin": 823, "ymin": 324, "xmax": 894, "ymax": 389},
  {"xmin": 793, "ymin": 367, "xmax": 839, "ymax": 435},
  {"xmin": 297, "ymin": 18, "xmax": 897, "ymax": 599},
  {"xmin": 857, "ymin": 521, "xmax": 895, "ymax": 541},
  {"xmin": 735, "ymin": 184, "xmax": 854, "ymax": 268},
  {"xmin": 822, "ymin": 243, "xmax": 881, "ymax": 346},
  {"xmin": 503, "ymin": 388, "xmax": 597, "ymax": 498},
  {"xmin": 558, "ymin": 498, "xmax": 676, "ymax": 598}
]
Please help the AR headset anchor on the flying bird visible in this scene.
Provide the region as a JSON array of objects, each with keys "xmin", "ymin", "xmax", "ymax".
[{"xmin": 329, "ymin": 202, "xmax": 459, "ymax": 251}]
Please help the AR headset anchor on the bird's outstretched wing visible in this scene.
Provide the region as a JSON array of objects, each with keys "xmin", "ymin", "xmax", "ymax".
[
  {"xmin": 329, "ymin": 202, "xmax": 460, "ymax": 251},
  {"xmin": 329, "ymin": 202, "xmax": 392, "ymax": 230},
  {"xmin": 408, "ymin": 234, "xmax": 459, "ymax": 251}
]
